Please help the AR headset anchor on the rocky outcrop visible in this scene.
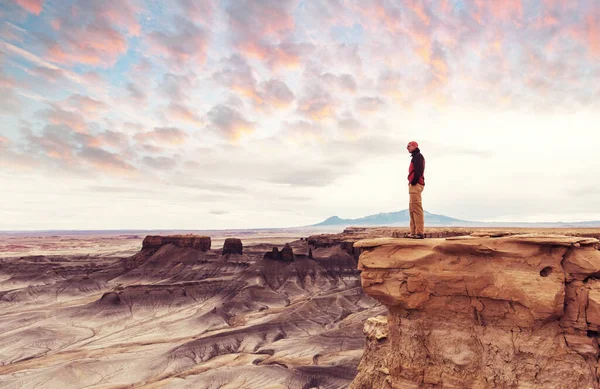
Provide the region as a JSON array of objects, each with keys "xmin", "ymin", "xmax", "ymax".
[
  {"xmin": 142, "ymin": 235, "xmax": 211, "ymax": 251},
  {"xmin": 349, "ymin": 316, "xmax": 392, "ymax": 389},
  {"xmin": 222, "ymin": 238, "xmax": 242, "ymax": 255},
  {"xmin": 352, "ymin": 234, "xmax": 600, "ymax": 389},
  {"xmin": 263, "ymin": 244, "xmax": 295, "ymax": 262}
]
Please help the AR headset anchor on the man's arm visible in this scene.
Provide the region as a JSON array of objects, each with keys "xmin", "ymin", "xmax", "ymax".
[{"xmin": 410, "ymin": 154, "xmax": 424, "ymax": 185}]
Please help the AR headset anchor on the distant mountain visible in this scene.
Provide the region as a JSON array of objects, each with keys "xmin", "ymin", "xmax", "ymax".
[
  {"xmin": 310, "ymin": 210, "xmax": 600, "ymax": 228},
  {"xmin": 312, "ymin": 210, "xmax": 470, "ymax": 227}
]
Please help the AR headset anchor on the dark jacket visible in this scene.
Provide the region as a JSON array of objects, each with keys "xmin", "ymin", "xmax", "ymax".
[{"xmin": 408, "ymin": 148, "xmax": 425, "ymax": 186}]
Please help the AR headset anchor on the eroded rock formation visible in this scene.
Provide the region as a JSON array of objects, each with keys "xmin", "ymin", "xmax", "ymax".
[
  {"xmin": 222, "ymin": 237, "xmax": 243, "ymax": 255},
  {"xmin": 264, "ymin": 244, "xmax": 295, "ymax": 262},
  {"xmin": 142, "ymin": 235, "xmax": 211, "ymax": 251},
  {"xmin": 352, "ymin": 234, "xmax": 600, "ymax": 389}
]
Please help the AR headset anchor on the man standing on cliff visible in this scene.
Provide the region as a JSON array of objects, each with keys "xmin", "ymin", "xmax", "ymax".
[{"xmin": 405, "ymin": 141, "xmax": 425, "ymax": 239}]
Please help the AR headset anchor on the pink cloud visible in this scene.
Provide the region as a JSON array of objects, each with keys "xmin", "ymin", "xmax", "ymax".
[
  {"xmin": 256, "ymin": 79, "xmax": 294, "ymax": 109},
  {"xmin": 63, "ymin": 94, "xmax": 107, "ymax": 115},
  {"xmin": 488, "ymin": 0, "xmax": 523, "ymax": 22},
  {"xmin": 355, "ymin": 96, "xmax": 386, "ymax": 114},
  {"xmin": 0, "ymin": 136, "xmax": 9, "ymax": 147},
  {"xmin": 97, "ymin": 130, "xmax": 129, "ymax": 149},
  {"xmin": 45, "ymin": 0, "xmax": 140, "ymax": 67},
  {"xmin": 0, "ymin": 73, "xmax": 17, "ymax": 88},
  {"xmin": 43, "ymin": 106, "xmax": 88, "ymax": 133},
  {"xmin": 78, "ymin": 146, "xmax": 136, "ymax": 175},
  {"xmin": 284, "ymin": 120, "xmax": 323, "ymax": 143},
  {"xmin": 226, "ymin": 0, "xmax": 296, "ymax": 61},
  {"xmin": 320, "ymin": 73, "xmax": 357, "ymax": 94},
  {"xmin": 585, "ymin": 12, "xmax": 600, "ymax": 56},
  {"xmin": 148, "ymin": 19, "xmax": 208, "ymax": 66},
  {"xmin": 48, "ymin": 21, "xmax": 127, "ymax": 66},
  {"xmin": 0, "ymin": 149, "xmax": 40, "ymax": 170},
  {"xmin": 207, "ymin": 104, "xmax": 255, "ymax": 142},
  {"xmin": 297, "ymin": 84, "xmax": 337, "ymax": 121},
  {"xmin": 30, "ymin": 66, "xmax": 65, "ymax": 82},
  {"xmin": 14, "ymin": 0, "xmax": 44, "ymax": 15},
  {"xmin": 167, "ymin": 103, "xmax": 204, "ymax": 126},
  {"xmin": 176, "ymin": 0, "xmax": 215, "ymax": 24},
  {"xmin": 134, "ymin": 127, "xmax": 189, "ymax": 145},
  {"xmin": 26, "ymin": 125, "xmax": 77, "ymax": 163},
  {"xmin": 126, "ymin": 82, "xmax": 147, "ymax": 103}
]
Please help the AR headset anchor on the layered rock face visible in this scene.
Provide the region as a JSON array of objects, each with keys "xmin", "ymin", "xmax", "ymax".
[
  {"xmin": 222, "ymin": 237, "xmax": 243, "ymax": 255},
  {"xmin": 352, "ymin": 234, "xmax": 600, "ymax": 389},
  {"xmin": 142, "ymin": 235, "xmax": 211, "ymax": 251},
  {"xmin": 0, "ymin": 233, "xmax": 383, "ymax": 389}
]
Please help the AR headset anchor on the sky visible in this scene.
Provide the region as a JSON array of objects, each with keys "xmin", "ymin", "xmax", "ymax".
[{"xmin": 1, "ymin": 0, "xmax": 599, "ymax": 230}]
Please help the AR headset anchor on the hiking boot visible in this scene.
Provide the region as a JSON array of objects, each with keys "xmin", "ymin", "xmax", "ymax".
[{"xmin": 412, "ymin": 234, "xmax": 425, "ymax": 239}]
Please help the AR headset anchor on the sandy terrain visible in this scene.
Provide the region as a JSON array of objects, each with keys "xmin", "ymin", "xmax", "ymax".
[{"xmin": 1, "ymin": 227, "xmax": 599, "ymax": 389}]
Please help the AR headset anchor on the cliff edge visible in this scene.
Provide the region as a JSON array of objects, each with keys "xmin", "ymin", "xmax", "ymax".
[{"xmin": 350, "ymin": 234, "xmax": 600, "ymax": 389}]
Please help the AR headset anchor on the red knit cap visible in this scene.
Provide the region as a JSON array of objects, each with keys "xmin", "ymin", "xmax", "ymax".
[{"xmin": 407, "ymin": 141, "xmax": 418, "ymax": 147}]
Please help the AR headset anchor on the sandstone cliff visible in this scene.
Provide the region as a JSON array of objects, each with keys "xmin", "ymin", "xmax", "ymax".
[{"xmin": 351, "ymin": 234, "xmax": 600, "ymax": 389}]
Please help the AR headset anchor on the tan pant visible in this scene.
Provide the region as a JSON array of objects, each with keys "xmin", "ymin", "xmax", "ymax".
[{"xmin": 408, "ymin": 183, "xmax": 424, "ymax": 234}]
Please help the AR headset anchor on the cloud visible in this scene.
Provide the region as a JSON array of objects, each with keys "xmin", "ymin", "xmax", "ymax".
[
  {"xmin": 337, "ymin": 112, "xmax": 363, "ymax": 139},
  {"xmin": 35, "ymin": 1, "xmax": 140, "ymax": 67},
  {"xmin": 30, "ymin": 66, "xmax": 66, "ymax": 82},
  {"xmin": 297, "ymin": 83, "xmax": 336, "ymax": 121},
  {"xmin": 256, "ymin": 79, "xmax": 294, "ymax": 109},
  {"xmin": 159, "ymin": 72, "xmax": 196, "ymax": 102},
  {"xmin": 166, "ymin": 175, "xmax": 249, "ymax": 193},
  {"xmin": 97, "ymin": 130, "xmax": 129, "ymax": 149},
  {"xmin": 209, "ymin": 209, "xmax": 228, "ymax": 215},
  {"xmin": 0, "ymin": 88, "xmax": 21, "ymax": 114},
  {"xmin": 283, "ymin": 120, "xmax": 323, "ymax": 143},
  {"xmin": 207, "ymin": 104, "xmax": 255, "ymax": 141},
  {"xmin": 212, "ymin": 54, "xmax": 260, "ymax": 102},
  {"xmin": 355, "ymin": 96, "xmax": 386, "ymax": 114},
  {"xmin": 141, "ymin": 156, "xmax": 178, "ymax": 170},
  {"xmin": 78, "ymin": 146, "xmax": 136, "ymax": 174},
  {"xmin": 48, "ymin": 21, "xmax": 124, "ymax": 67},
  {"xmin": 40, "ymin": 106, "xmax": 88, "ymax": 133},
  {"xmin": 14, "ymin": 0, "xmax": 44, "ymax": 15},
  {"xmin": 242, "ymin": 42, "xmax": 314, "ymax": 69},
  {"xmin": 24, "ymin": 124, "xmax": 77, "ymax": 162},
  {"xmin": 126, "ymin": 82, "xmax": 147, "ymax": 103},
  {"xmin": 134, "ymin": 127, "xmax": 189, "ymax": 145},
  {"xmin": 63, "ymin": 94, "xmax": 107, "ymax": 115},
  {"xmin": 176, "ymin": 0, "xmax": 215, "ymax": 24},
  {"xmin": 166, "ymin": 103, "xmax": 204, "ymax": 126},
  {"xmin": 148, "ymin": 18, "xmax": 208, "ymax": 66},
  {"xmin": 226, "ymin": 0, "xmax": 296, "ymax": 55},
  {"xmin": 320, "ymin": 72, "xmax": 357, "ymax": 93},
  {"xmin": 267, "ymin": 167, "xmax": 338, "ymax": 187},
  {"xmin": 140, "ymin": 144, "xmax": 164, "ymax": 154}
]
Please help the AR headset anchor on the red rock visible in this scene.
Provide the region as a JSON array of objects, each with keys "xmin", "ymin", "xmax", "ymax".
[
  {"xmin": 352, "ymin": 234, "xmax": 600, "ymax": 388},
  {"xmin": 222, "ymin": 238, "xmax": 242, "ymax": 255},
  {"xmin": 142, "ymin": 235, "xmax": 211, "ymax": 251}
]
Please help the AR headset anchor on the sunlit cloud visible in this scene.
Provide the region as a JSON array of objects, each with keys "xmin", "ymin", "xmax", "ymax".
[
  {"xmin": 207, "ymin": 104, "xmax": 255, "ymax": 142},
  {"xmin": 41, "ymin": 106, "xmax": 88, "ymax": 133},
  {"xmin": 166, "ymin": 103, "xmax": 204, "ymax": 126},
  {"xmin": 14, "ymin": 0, "xmax": 44, "ymax": 15},
  {"xmin": 148, "ymin": 18, "xmax": 208, "ymax": 66},
  {"xmin": 78, "ymin": 146, "xmax": 136, "ymax": 175},
  {"xmin": 134, "ymin": 127, "xmax": 189, "ymax": 146}
]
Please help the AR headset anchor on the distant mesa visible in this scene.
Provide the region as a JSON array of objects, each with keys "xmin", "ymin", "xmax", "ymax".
[
  {"xmin": 142, "ymin": 235, "xmax": 211, "ymax": 251},
  {"xmin": 263, "ymin": 244, "xmax": 295, "ymax": 262},
  {"xmin": 311, "ymin": 209, "xmax": 467, "ymax": 227},
  {"xmin": 310, "ymin": 209, "xmax": 600, "ymax": 228},
  {"xmin": 222, "ymin": 238, "xmax": 243, "ymax": 255}
]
